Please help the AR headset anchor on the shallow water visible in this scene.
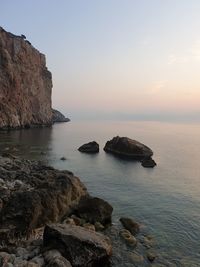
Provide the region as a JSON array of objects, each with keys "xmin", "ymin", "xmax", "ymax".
[{"xmin": 0, "ymin": 120, "xmax": 200, "ymax": 265}]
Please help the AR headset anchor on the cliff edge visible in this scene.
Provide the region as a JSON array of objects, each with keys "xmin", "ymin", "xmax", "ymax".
[{"xmin": 0, "ymin": 27, "xmax": 52, "ymax": 129}]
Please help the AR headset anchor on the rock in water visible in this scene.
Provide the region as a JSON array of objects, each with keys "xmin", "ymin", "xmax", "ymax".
[
  {"xmin": 0, "ymin": 26, "xmax": 52, "ymax": 129},
  {"xmin": 52, "ymin": 109, "xmax": 70, "ymax": 123},
  {"xmin": 120, "ymin": 217, "xmax": 140, "ymax": 235},
  {"xmin": 43, "ymin": 224, "xmax": 112, "ymax": 267},
  {"xmin": 0, "ymin": 156, "xmax": 87, "ymax": 244},
  {"xmin": 73, "ymin": 196, "xmax": 113, "ymax": 225},
  {"xmin": 78, "ymin": 141, "xmax": 99, "ymax": 153},
  {"xmin": 141, "ymin": 158, "xmax": 157, "ymax": 168},
  {"xmin": 104, "ymin": 136, "xmax": 153, "ymax": 160}
]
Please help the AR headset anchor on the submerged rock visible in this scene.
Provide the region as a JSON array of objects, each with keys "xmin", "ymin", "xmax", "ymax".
[
  {"xmin": 104, "ymin": 136, "xmax": 153, "ymax": 160},
  {"xmin": 52, "ymin": 109, "xmax": 70, "ymax": 123},
  {"xmin": 73, "ymin": 196, "xmax": 113, "ymax": 225},
  {"xmin": 120, "ymin": 217, "xmax": 140, "ymax": 235},
  {"xmin": 43, "ymin": 224, "xmax": 112, "ymax": 267},
  {"xmin": 78, "ymin": 141, "xmax": 99, "ymax": 153},
  {"xmin": 0, "ymin": 156, "xmax": 87, "ymax": 244}
]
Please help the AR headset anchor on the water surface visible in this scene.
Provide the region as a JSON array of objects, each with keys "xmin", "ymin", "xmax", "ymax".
[{"xmin": 0, "ymin": 121, "xmax": 200, "ymax": 265}]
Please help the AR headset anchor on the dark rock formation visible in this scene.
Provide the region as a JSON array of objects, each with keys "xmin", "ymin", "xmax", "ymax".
[
  {"xmin": 0, "ymin": 26, "xmax": 52, "ymax": 129},
  {"xmin": 0, "ymin": 155, "xmax": 87, "ymax": 244},
  {"xmin": 120, "ymin": 217, "xmax": 140, "ymax": 235},
  {"xmin": 73, "ymin": 196, "xmax": 113, "ymax": 225},
  {"xmin": 43, "ymin": 224, "xmax": 112, "ymax": 267},
  {"xmin": 52, "ymin": 109, "xmax": 70, "ymax": 123},
  {"xmin": 78, "ymin": 141, "xmax": 99, "ymax": 153},
  {"xmin": 104, "ymin": 136, "xmax": 153, "ymax": 160},
  {"xmin": 141, "ymin": 158, "xmax": 157, "ymax": 168}
]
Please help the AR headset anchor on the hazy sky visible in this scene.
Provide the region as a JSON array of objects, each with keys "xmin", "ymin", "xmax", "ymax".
[{"xmin": 1, "ymin": 0, "xmax": 200, "ymax": 121}]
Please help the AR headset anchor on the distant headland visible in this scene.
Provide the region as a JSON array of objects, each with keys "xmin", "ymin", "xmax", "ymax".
[{"xmin": 0, "ymin": 26, "xmax": 69, "ymax": 130}]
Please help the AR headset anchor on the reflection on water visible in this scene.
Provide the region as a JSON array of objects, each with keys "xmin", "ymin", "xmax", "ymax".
[{"xmin": 1, "ymin": 121, "xmax": 200, "ymax": 265}]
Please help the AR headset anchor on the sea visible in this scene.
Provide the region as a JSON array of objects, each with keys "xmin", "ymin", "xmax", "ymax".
[{"xmin": 0, "ymin": 120, "xmax": 200, "ymax": 266}]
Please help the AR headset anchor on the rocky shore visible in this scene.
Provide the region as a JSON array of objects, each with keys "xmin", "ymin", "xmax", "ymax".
[{"xmin": 0, "ymin": 154, "xmax": 163, "ymax": 267}]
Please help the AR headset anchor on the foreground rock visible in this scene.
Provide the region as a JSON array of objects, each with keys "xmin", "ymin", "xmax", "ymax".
[
  {"xmin": 43, "ymin": 224, "xmax": 112, "ymax": 267},
  {"xmin": 0, "ymin": 155, "xmax": 87, "ymax": 244},
  {"xmin": 52, "ymin": 109, "xmax": 70, "ymax": 123},
  {"xmin": 73, "ymin": 196, "xmax": 113, "ymax": 225},
  {"xmin": 104, "ymin": 136, "xmax": 153, "ymax": 160},
  {"xmin": 0, "ymin": 26, "xmax": 52, "ymax": 129},
  {"xmin": 78, "ymin": 141, "xmax": 99, "ymax": 153},
  {"xmin": 120, "ymin": 217, "xmax": 140, "ymax": 235}
]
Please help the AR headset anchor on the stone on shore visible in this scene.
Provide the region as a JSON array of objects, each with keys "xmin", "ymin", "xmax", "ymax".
[
  {"xmin": 43, "ymin": 224, "xmax": 112, "ymax": 267},
  {"xmin": 73, "ymin": 196, "xmax": 113, "ymax": 225},
  {"xmin": 120, "ymin": 217, "xmax": 140, "ymax": 235},
  {"xmin": 104, "ymin": 136, "xmax": 153, "ymax": 160},
  {"xmin": 78, "ymin": 141, "xmax": 99, "ymax": 153}
]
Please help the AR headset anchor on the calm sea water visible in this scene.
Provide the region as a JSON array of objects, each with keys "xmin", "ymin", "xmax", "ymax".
[{"xmin": 0, "ymin": 121, "xmax": 200, "ymax": 265}]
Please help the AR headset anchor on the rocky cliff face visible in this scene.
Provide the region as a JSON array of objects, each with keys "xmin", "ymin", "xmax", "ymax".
[{"xmin": 0, "ymin": 27, "xmax": 52, "ymax": 129}]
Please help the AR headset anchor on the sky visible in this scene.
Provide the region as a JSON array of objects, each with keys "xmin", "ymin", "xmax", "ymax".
[{"xmin": 1, "ymin": 0, "xmax": 200, "ymax": 121}]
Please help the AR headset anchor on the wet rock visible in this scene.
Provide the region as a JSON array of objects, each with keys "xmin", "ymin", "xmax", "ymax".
[
  {"xmin": 141, "ymin": 235, "xmax": 155, "ymax": 248},
  {"xmin": 0, "ymin": 156, "xmax": 88, "ymax": 244},
  {"xmin": 104, "ymin": 136, "xmax": 153, "ymax": 160},
  {"xmin": 128, "ymin": 252, "xmax": 144, "ymax": 264},
  {"xmin": 43, "ymin": 224, "xmax": 112, "ymax": 267},
  {"xmin": 141, "ymin": 157, "xmax": 156, "ymax": 168},
  {"xmin": 119, "ymin": 229, "xmax": 137, "ymax": 247},
  {"xmin": 78, "ymin": 141, "xmax": 99, "ymax": 153},
  {"xmin": 120, "ymin": 217, "xmax": 140, "ymax": 235},
  {"xmin": 147, "ymin": 250, "xmax": 157, "ymax": 262},
  {"xmin": 73, "ymin": 196, "xmax": 113, "ymax": 225}
]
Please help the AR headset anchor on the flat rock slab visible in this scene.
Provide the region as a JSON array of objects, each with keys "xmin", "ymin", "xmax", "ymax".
[
  {"xmin": 104, "ymin": 136, "xmax": 153, "ymax": 160},
  {"xmin": 43, "ymin": 224, "xmax": 112, "ymax": 267}
]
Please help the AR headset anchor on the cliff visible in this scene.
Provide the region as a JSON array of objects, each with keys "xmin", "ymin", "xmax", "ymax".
[{"xmin": 0, "ymin": 27, "xmax": 52, "ymax": 129}]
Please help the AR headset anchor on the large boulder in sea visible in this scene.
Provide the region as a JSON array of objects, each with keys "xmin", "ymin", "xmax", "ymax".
[
  {"xmin": 0, "ymin": 155, "xmax": 87, "ymax": 244},
  {"xmin": 78, "ymin": 141, "xmax": 99, "ymax": 153},
  {"xmin": 73, "ymin": 196, "xmax": 113, "ymax": 225},
  {"xmin": 104, "ymin": 136, "xmax": 153, "ymax": 160},
  {"xmin": 43, "ymin": 224, "xmax": 112, "ymax": 267}
]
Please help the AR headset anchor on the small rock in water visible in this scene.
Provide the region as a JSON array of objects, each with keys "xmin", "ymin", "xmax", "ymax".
[
  {"xmin": 141, "ymin": 157, "xmax": 156, "ymax": 168},
  {"xmin": 120, "ymin": 217, "xmax": 140, "ymax": 235},
  {"xmin": 147, "ymin": 250, "xmax": 157, "ymax": 262},
  {"xmin": 128, "ymin": 252, "xmax": 144, "ymax": 264},
  {"xmin": 60, "ymin": 157, "xmax": 67, "ymax": 161},
  {"xmin": 119, "ymin": 229, "xmax": 137, "ymax": 247}
]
